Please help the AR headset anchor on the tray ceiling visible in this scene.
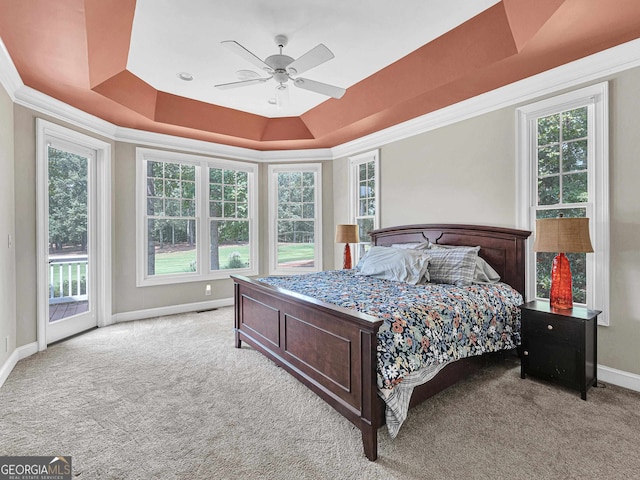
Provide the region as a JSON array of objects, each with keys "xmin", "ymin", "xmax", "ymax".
[{"xmin": 1, "ymin": 0, "xmax": 640, "ymax": 150}]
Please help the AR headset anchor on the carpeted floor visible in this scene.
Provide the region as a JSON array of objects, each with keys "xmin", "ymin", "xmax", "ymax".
[{"xmin": 1, "ymin": 307, "xmax": 639, "ymax": 479}]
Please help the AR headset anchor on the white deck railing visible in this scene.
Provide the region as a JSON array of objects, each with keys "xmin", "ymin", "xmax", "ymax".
[{"xmin": 49, "ymin": 256, "xmax": 88, "ymax": 304}]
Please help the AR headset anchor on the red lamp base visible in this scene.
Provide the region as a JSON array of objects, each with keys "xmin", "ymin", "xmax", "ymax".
[
  {"xmin": 343, "ymin": 243, "xmax": 352, "ymax": 269},
  {"xmin": 550, "ymin": 252, "xmax": 573, "ymax": 310}
]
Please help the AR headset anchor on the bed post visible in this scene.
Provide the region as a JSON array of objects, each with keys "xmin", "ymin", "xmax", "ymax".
[
  {"xmin": 361, "ymin": 329, "xmax": 381, "ymax": 461},
  {"xmin": 233, "ymin": 281, "xmax": 242, "ymax": 348}
]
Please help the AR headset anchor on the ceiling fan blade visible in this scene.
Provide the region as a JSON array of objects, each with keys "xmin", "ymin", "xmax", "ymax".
[
  {"xmin": 287, "ymin": 44, "xmax": 334, "ymax": 75},
  {"xmin": 293, "ymin": 77, "xmax": 346, "ymax": 99},
  {"xmin": 221, "ymin": 40, "xmax": 273, "ymax": 73},
  {"xmin": 215, "ymin": 77, "xmax": 271, "ymax": 90}
]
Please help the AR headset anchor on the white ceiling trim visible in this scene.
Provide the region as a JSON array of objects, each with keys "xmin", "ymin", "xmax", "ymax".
[
  {"xmin": 0, "ymin": 37, "xmax": 23, "ymax": 102},
  {"xmin": 14, "ymin": 86, "xmax": 118, "ymax": 140},
  {"xmin": 2, "ymin": 37, "xmax": 640, "ymax": 162}
]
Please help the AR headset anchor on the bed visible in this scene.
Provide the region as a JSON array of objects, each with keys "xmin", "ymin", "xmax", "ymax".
[{"xmin": 232, "ymin": 224, "xmax": 530, "ymax": 460}]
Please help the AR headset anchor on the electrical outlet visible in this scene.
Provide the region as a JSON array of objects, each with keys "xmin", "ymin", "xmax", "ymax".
[
  {"xmin": 7, "ymin": 234, "xmax": 12, "ymax": 249},
  {"xmin": 205, "ymin": 284, "xmax": 211, "ymax": 296}
]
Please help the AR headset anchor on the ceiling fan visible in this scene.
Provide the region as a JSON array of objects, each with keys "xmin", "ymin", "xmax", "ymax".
[{"xmin": 215, "ymin": 35, "xmax": 346, "ymax": 103}]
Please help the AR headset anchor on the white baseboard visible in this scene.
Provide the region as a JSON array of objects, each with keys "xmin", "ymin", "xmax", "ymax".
[
  {"xmin": 0, "ymin": 342, "xmax": 38, "ymax": 389},
  {"xmin": 112, "ymin": 297, "xmax": 234, "ymax": 324},
  {"xmin": 598, "ymin": 364, "xmax": 640, "ymax": 393}
]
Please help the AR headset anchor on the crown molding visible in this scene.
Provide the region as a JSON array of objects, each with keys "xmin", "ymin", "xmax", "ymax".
[
  {"xmin": 2, "ymin": 34, "xmax": 640, "ymax": 161},
  {"xmin": 14, "ymin": 86, "xmax": 118, "ymax": 140},
  {"xmin": 115, "ymin": 126, "xmax": 261, "ymax": 162},
  {"xmin": 257, "ymin": 148, "xmax": 334, "ymax": 162},
  {"xmin": 0, "ymin": 37, "xmax": 23, "ymax": 101},
  {"xmin": 115, "ymin": 127, "xmax": 333, "ymax": 162}
]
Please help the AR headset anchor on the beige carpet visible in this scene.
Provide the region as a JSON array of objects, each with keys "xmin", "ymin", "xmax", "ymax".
[{"xmin": 1, "ymin": 307, "xmax": 639, "ymax": 479}]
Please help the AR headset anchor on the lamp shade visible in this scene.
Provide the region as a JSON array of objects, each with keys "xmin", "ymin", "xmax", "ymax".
[
  {"xmin": 335, "ymin": 224, "xmax": 359, "ymax": 244},
  {"xmin": 533, "ymin": 217, "xmax": 594, "ymax": 253}
]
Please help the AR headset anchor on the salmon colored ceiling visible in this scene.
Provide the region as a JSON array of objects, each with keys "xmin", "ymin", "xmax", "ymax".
[{"xmin": 1, "ymin": 0, "xmax": 640, "ymax": 151}]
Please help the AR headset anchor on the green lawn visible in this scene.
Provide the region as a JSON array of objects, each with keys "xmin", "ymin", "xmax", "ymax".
[
  {"xmin": 277, "ymin": 243, "xmax": 315, "ymax": 264},
  {"xmin": 153, "ymin": 243, "xmax": 315, "ymax": 275}
]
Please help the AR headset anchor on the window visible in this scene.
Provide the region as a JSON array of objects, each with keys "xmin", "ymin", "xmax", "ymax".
[
  {"xmin": 517, "ymin": 83, "xmax": 609, "ymax": 324},
  {"xmin": 137, "ymin": 148, "xmax": 257, "ymax": 286},
  {"xmin": 208, "ymin": 167, "xmax": 250, "ymax": 271},
  {"xmin": 145, "ymin": 160, "xmax": 197, "ymax": 277},
  {"xmin": 268, "ymin": 164, "xmax": 322, "ymax": 275},
  {"xmin": 349, "ymin": 150, "xmax": 380, "ymax": 264}
]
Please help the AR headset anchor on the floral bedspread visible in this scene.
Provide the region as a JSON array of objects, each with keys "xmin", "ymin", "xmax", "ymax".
[{"xmin": 258, "ymin": 270, "xmax": 522, "ymax": 391}]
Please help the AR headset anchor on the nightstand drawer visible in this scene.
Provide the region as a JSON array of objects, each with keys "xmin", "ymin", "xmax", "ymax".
[{"xmin": 522, "ymin": 313, "xmax": 580, "ymax": 343}]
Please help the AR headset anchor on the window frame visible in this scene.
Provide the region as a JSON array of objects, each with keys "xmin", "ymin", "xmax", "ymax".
[
  {"xmin": 136, "ymin": 148, "xmax": 258, "ymax": 286},
  {"xmin": 349, "ymin": 150, "xmax": 380, "ymax": 265},
  {"xmin": 516, "ymin": 82, "xmax": 609, "ymax": 325},
  {"xmin": 268, "ymin": 163, "xmax": 323, "ymax": 276}
]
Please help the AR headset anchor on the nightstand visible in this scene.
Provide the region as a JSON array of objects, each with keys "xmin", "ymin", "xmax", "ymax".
[{"xmin": 519, "ymin": 300, "xmax": 600, "ymax": 400}]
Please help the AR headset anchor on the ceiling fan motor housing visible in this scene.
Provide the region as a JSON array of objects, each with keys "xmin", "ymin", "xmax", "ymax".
[{"xmin": 265, "ymin": 54, "xmax": 295, "ymax": 83}]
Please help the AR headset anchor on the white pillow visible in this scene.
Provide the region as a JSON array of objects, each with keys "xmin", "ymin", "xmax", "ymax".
[
  {"xmin": 473, "ymin": 256, "xmax": 501, "ymax": 284},
  {"xmin": 390, "ymin": 242, "xmax": 429, "ymax": 250},
  {"xmin": 357, "ymin": 246, "xmax": 430, "ymax": 285}
]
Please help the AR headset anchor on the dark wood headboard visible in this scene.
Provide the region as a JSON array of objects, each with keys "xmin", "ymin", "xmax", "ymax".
[{"xmin": 369, "ymin": 224, "xmax": 531, "ymax": 295}]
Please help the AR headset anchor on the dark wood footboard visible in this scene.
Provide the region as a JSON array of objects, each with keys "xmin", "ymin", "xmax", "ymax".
[{"xmin": 233, "ymin": 274, "xmax": 385, "ymax": 460}]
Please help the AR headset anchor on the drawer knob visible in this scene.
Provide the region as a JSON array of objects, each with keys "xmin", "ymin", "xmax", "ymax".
[
  {"xmin": 547, "ymin": 324, "xmax": 553, "ymax": 330},
  {"xmin": 524, "ymin": 351, "xmax": 528, "ymax": 356}
]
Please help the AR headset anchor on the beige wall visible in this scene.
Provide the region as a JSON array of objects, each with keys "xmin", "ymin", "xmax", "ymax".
[
  {"xmin": 331, "ymin": 108, "xmax": 516, "ymax": 268},
  {"xmin": 381, "ymin": 107, "xmax": 517, "ymax": 227},
  {"xmin": 333, "ymin": 67, "xmax": 640, "ymax": 376},
  {"xmin": 600, "ymin": 68, "xmax": 640, "ymax": 374},
  {"xmin": 0, "ymin": 84, "xmax": 16, "ymax": 365},
  {"xmin": 12, "ymin": 105, "xmax": 36, "ymax": 346}
]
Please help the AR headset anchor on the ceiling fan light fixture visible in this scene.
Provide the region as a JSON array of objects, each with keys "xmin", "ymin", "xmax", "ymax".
[{"xmin": 276, "ymin": 83, "xmax": 289, "ymax": 109}]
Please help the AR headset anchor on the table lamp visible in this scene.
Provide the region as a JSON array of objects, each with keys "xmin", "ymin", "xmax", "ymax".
[
  {"xmin": 533, "ymin": 216, "xmax": 594, "ymax": 310},
  {"xmin": 335, "ymin": 224, "xmax": 359, "ymax": 269}
]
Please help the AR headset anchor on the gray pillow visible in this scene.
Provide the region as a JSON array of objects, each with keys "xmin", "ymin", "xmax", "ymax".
[
  {"xmin": 426, "ymin": 245, "xmax": 480, "ymax": 287},
  {"xmin": 429, "ymin": 243, "xmax": 500, "ymax": 284},
  {"xmin": 356, "ymin": 246, "xmax": 430, "ymax": 285}
]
